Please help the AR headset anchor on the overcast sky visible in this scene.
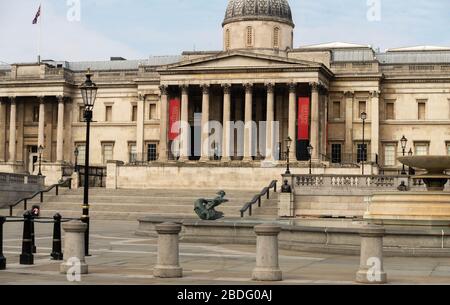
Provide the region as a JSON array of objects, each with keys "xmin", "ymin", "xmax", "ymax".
[{"xmin": 0, "ymin": 0, "xmax": 449, "ymax": 63}]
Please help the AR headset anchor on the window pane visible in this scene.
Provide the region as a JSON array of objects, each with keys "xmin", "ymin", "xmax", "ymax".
[
  {"xmin": 331, "ymin": 144, "xmax": 342, "ymax": 163},
  {"xmin": 447, "ymin": 145, "xmax": 450, "ymax": 156},
  {"xmin": 79, "ymin": 107, "xmax": 85, "ymax": 122},
  {"xmin": 357, "ymin": 144, "xmax": 368, "ymax": 163},
  {"xmin": 77, "ymin": 145, "xmax": 86, "ymax": 165},
  {"xmin": 102, "ymin": 145, "xmax": 114, "ymax": 164},
  {"xmin": 147, "ymin": 144, "xmax": 157, "ymax": 161},
  {"xmin": 384, "ymin": 145, "xmax": 396, "ymax": 166},
  {"xmin": 415, "ymin": 145, "xmax": 428, "ymax": 156},
  {"xmin": 130, "ymin": 144, "xmax": 137, "ymax": 162}
]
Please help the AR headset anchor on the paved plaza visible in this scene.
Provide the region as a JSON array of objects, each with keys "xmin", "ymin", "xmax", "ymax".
[{"xmin": 1, "ymin": 220, "xmax": 450, "ymax": 285}]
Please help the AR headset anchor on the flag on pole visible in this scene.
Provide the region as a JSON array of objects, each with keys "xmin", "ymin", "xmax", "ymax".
[{"xmin": 32, "ymin": 5, "xmax": 41, "ymax": 24}]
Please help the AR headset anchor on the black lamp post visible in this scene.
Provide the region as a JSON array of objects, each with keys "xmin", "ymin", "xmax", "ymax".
[
  {"xmin": 400, "ymin": 135, "xmax": 408, "ymax": 175},
  {"xmin": 307, "ymin": 144, "xmax": 314, "ymax": 175},
  {"xmin": 408, "ymin": 148, "xmax": 414, "ymax": 175},
  {"xmin": 285, "ymin": 137, "xmax": 293, "ymax": 175},
  {"xmin": 361, "ymin": 112, "xmax": 367, "ymax": 176},
  {"xmin": 74, "ymin": 147, "xmax": 79, "ymax": 173},
  {"xmin": 79, "ymin": 69, "xmax": 97, "ymax": 256},
  {"xmin": 37, "ymin": 145, "xmax": 44, "ymax": 176}
]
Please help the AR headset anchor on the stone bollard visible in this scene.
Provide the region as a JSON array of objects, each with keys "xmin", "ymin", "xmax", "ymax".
[
  {"xmin": 252, "ymin": 224, "xmax": 282, "ymax": 282},
  {"xmin": 0, "ymin": 216, "xmax": 6, "ymax": 270},
  {"xmin": 356, "ymin": 224, "xmax": 387, "ymax": 284},
  {"xmin": 153, "ymin": 222, "xmax": 182, "ymax": 278},
  {"xmin": 60, "ymin": 221, "xmax": 88, "ymax": 275}
]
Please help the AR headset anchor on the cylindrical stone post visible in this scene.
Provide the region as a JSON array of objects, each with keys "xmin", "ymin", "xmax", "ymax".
[
  {"xmin": 252, "ymin": 224, "xmax": 282, "ymax": 281},
  {"xmin": 356, "ymin": 224, "xmax": 387, "ymax": 284},
  {"xmin": 0, "ymin": 216, "xmax": 6, "ymax": 270},
  {"xmin": 154, "ymin": 222, "xmax": 182, "ymax": 278},
  {"xmin": 60, "ymin": 221, "xmax": 88, "ymax": 274},
  {"xmin": 20, "ymin": 211, "xmax": 34, "ymax": 265},
  {"xmin": 51, "ymin": 213, "xmax": 63, "ymax": 260}
]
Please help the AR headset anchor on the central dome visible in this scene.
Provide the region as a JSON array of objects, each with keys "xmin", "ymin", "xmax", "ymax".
[{"xmin": 223, "ymin": 0, "xmax": 294, "ymax": 27}]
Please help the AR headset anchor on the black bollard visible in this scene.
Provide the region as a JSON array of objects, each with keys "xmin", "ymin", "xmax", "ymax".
[
  {"xmin": 0, "ymin": 216, "xmax": 6, "ymax": 270},
  {"xmin": 50, "ymin": 213, "xmax": 63, "ymax": 260},
  {"xmin": 30, "ymin": 216, "xmax": 36, "ymax": 254},
  {"xmin": 20, "ymin": 211, "xmax": 34, "ymax": 265}
]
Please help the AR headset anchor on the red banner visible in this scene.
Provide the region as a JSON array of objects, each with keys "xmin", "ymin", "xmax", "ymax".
[
  {"xmin": 168, "ymin": 98, "xmax": 181, "ymax": 141},
  {"xmin": 298, "ymin": 97, "xmax": 310, "ymax": 140}
]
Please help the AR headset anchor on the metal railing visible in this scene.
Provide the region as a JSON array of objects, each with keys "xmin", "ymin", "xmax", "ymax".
[
  {"xmin": 8, "ymin": 178, "xmax": 72, "ymax": 217},
  {"xmin": 240, "ymin": 180, "xmax": 277, "ymax": 218}
]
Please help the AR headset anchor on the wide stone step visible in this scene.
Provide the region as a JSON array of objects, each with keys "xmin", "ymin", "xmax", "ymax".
[
  {"xmin": 59, "ymin": 188, "xmax": 260, "ymax": 197},
  {"xmin": 296, "ymin": 208, "xmax": 363, "ymax": 218},
  {"xmin": 51, "ymin": 195, "xmax": 253, "ymax": 204}
]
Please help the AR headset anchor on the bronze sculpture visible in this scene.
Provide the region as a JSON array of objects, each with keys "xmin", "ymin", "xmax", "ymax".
[{"xmin": 194, "ymin": 191, "xmax": 229, "ymax": 220}]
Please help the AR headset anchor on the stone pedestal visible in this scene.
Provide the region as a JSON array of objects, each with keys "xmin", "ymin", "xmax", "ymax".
[
  {"xmin": 71, "ymin": 172, "xmax": 79, "ymax": 190},
  {"xmin": 356, "ymin": 224, "xmax": 387, "ymax": 284},
  {"xmin": 278, "ymin": 193, "xmax": 294, "ymax": 217},
  {"xmin": 106, "ymin": 161, "xmax": 124, "ymax": 189},
  {"xmin": 252, "ymin": 224, "xmax": 282, "ymax": 282},
  {"xmin": 60, "ymin": 221, "xmax": 88, "ymax": 274},
  {"xmin": 154, "ymin": 222, "xmax": 183, "ymax": 278}
]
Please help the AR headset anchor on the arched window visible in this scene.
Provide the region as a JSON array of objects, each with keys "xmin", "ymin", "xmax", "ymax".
[
  {"xmin": 225, "ymin": 29, "xmax": 231, "ymax": 50},
  {"xmin": 273, "ymin": 27, "xmax": 280, "ymax": 48},
  {"xmin": 246, "ymin": 26, "xmax": 253, "ymax": 47}
]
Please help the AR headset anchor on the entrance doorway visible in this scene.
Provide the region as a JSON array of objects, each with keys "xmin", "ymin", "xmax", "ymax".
[{"xmin": 27, "ymin": 146, "xmax": 38, "ymax": 174}]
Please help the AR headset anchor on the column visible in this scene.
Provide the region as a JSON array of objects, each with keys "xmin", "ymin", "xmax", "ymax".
[
  {"xmin": 8, "ymin": 97, "xmax": 16, "ymax": 163},
  {"xmin": 288, "ymin": 83, "xmax": 297, "ymax": 161},
  {"xmin": 344, "ymin": 91, "xmax": 354, "ymax": 159},
  {"xmin": 159, "ymin": 85, "xmax": 168, "ymax": 162},
  {"xmin": 179, "ymin": 85, "xmax": 190, "ymax": 162},
  {"xmin": 265, "ymin": 83, "xmax": 275, "ymax": 161},
  {"xmin": 310, "ymin": 83, "xmax": 320, "ymax": 161},
  {"xmin": 371, "ymin": 91, "xmax": 380, "ymax": 160},
  {"xmin": 243, "ymin": 83, "xmax": 253, "ymax": 162},
  {"xmin": 37, "ymin": 96, "xmax": 45, "ymax": 149},
  {"xmin": 136, "ymin": 94, "xmax": 145, "ymax": 162},
  {"xmin": 56, "ymin": 96, "xmax": 65, "ymax": 163},
  {"xmin": 222, "ymin": 84, "xmax": 231, "ymax": 162},
  {"xmin": 322, "ymin": 93, "xmax": 329, "ymax": 157},
  {"xmin": 200, "ymin": 85, "xmax": 210, "ymax": 162},
  {"xmin": 0, "ymin": 99, "xmax": 6, "ymax": 162}
]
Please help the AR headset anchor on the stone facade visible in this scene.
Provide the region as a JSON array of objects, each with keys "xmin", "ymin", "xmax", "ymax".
[{"xmin": 0, "ymin": 0, "xmax": 450, "ymax": 185}]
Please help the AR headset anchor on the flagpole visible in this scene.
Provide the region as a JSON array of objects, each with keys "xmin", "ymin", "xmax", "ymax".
[{"xmin": 38, "ymin": 3, "xmax": 42, "ymax": 64}]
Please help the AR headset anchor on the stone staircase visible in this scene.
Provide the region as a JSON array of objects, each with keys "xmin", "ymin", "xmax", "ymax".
[{"xmin": 5, "ymin": 187, "xmax": 279, "ymax": 221}]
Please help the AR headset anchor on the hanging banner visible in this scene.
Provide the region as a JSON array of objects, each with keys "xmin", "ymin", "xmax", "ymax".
[
  {"xmin": 298, "ymin": 97, "xmax": 310, "ymax": 140},
  {"xmin": 168, "ymin": 98, "xmax": 181, "ymax": 141}
]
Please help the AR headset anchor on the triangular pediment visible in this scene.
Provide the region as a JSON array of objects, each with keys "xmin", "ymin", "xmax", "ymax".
[{"xmin": 159, "ymin": 51, "xmax": 322, "ymax": 71}]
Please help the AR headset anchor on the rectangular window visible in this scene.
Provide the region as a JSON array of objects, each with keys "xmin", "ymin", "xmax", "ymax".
[
  {"xmin": 386, "ymin": 102, "xmax": 395, "ymax": 120},
  {"xmin": 447, "ymin": 144, "xmax": 450, "ymax": 156},
  {"xmin": 415, "ymin": 143, "xmax": 429, "ymax": 156},
  {"xmin": 149, "ymin": 104, "xmax": 157, "ymax": 120},
  {"xmin": 102, "ymin": 144, "xmax": 114, "ymax": 164},
  {"xmin": 357, "ymin": 144, "xmax": 368, "ymax": 163},
  {"xmin": 79, "ymin": 106, "xmax": 85, "ymax": 122},
  {"xmin": 359, "ymin": 101, "xmax": 367, "ymax": 117},
  {"xmin": 147, "ymin": 143, "xmax": 157, "ymax": 161},
  {"xmin": 129, "ymin": 144, "xmax": 137, "ymax": 163},
  {"xmin": 418, "ymin": 102, "xmax": 426, "ymax": 120},
  {"xmin": 331, "ymin": 144, "xmax": 342, "ymax": 164},
  {"xmin": 333, "ymin": 102, "xmax": 341, "ymax": 119},
  {"xmin": 32, "ymin": 105, "xmax": 39, "ymax": 123},
  {"xmin": 76, "ymin": 144, "xmax": 86, "ymax": 166},
  {"xmin": 131, "ymin": 105, "xmax": 138, "ymax": 122},
  {"xmin": 384, "ymin": 144, "xmax": 396, "ymax": 167},
  {"xmin": 105, "ymin": 106, "xmax": 113, "ymax": 122}
]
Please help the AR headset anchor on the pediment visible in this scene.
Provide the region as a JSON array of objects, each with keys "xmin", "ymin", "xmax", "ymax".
[{"xmin": 160, "ymin": 51, "xmax": 322, "ymax": 71}]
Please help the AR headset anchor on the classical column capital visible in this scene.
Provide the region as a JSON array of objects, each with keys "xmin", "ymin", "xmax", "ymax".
[
  {"xmin": 244, "ymin": 83, "xmax": 253, "ymax": 94},
  {"xmin": 57, "ymin": 95, "xmax": 65, "ymax": 103},
  {"xmin": 159, "ymin": 85, "xmax": 168, "ymax": 96},
  {"xmin": 265, "ymin": 83, "xmax": 274, "ymax": 94},
  {"xmin": 138, "ymin": 93, "xmax": 146, "ymax": 101},
  {"xmin": 344, "ymin": 91, "xmax": 354, "ymax": 98},
  {"xmin": 180, "ymin": 85, "xmax": 189, "ymax": 95},
  {"xmin": 8, "ymin": 96, "xmax": 16, "ymax": 104},
  {"xmin": 309, "ymin": 82, "xmax": 320, "ymax": 92},
  {"xmin": 288, "ymin": 83, "xmax": 297, "ymax": 94},
  {"xmin": 370, "ymin": 90, "xmax": 380, "ymax": 98},
  {"xmin": 37, "ymin": 96, "xmax": 45, "ymax": 104},
  {"xmin": 201, "ymin": 84, "xmax": 210, "ymax": 95},
  {"xmin": 222, "ymin": 83, "xmax": 231, "ymax": 95}
]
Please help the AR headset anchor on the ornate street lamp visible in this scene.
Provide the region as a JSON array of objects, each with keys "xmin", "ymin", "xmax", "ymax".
[
  {"xmin": 307, "ymin": 144, "xmax": 314, "ymax": 175},
  {"xmin": 285, "ymin": 137, "xmax": 293, "ymax": 175},
  {"xmin": 37, "ymin": 145, "xmax": 44, "ymax": 176},
  {"xmin": 400, "ymin": 135, "xmax": 408, "ymax": 175},
  {"xmin": 79, "ymin": 69, "xmax": 97, "ymax": 256},
  {"xmin": 361, "ymin": 112, "xmax": 367, "ymax": 176},
  {"xmin": 74, "ymin": 147, "xmax": 79, "ymax": 173}
]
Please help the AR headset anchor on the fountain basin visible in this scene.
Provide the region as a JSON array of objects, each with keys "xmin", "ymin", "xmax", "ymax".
[{"xmin": 399, "ymin": 156, "xmax": 450, "ymax": 191}]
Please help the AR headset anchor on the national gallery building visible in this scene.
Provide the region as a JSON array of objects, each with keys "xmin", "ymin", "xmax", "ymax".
[{"xmin": 1, "ymin": 0, "xmax": 450, "ymax": 186}]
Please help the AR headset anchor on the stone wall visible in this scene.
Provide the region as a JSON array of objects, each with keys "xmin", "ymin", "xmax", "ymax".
[{"xmin": 0, "ymin": 173, "xmax": 44, "ymax": 208}]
